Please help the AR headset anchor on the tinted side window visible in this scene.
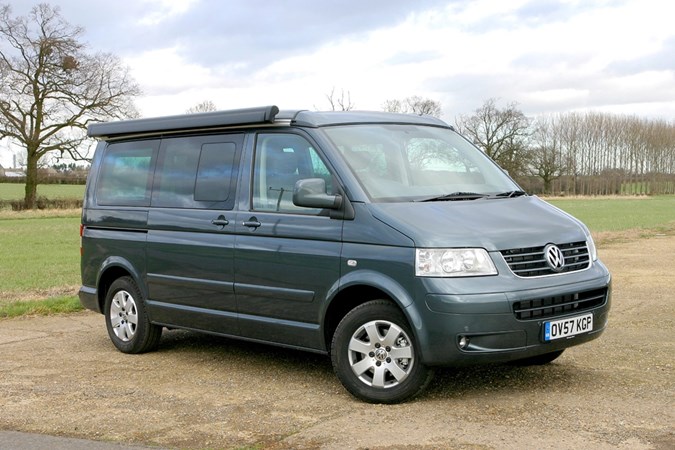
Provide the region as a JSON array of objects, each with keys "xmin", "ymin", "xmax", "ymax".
[
  {"xmin": 152, "ymin": 134, "xmax": 243, "ymax": 209},
  {"xmin": 153, "ymin": 137, "xmax": 200, "ymax": 207},
  {"xmin": 195, "ymin": 142, "xmax": 237, "ymax": 202},
  {"xmin": 96, "ymin": 140, "xmax": 158, "ymax": 206},
  {"xmin": 252, "ymin": 133, "xmax": 332, "ymax": 214}
]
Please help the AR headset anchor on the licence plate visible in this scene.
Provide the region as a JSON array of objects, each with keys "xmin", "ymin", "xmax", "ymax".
[{"xmin": 544, "ymin": 313, "xmax": 593, "ymax": 341}]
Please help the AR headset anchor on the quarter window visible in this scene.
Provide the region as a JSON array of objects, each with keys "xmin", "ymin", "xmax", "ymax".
[{"xmin": 96, "ymin": 140, "xmax": 157, "ymax": 206}]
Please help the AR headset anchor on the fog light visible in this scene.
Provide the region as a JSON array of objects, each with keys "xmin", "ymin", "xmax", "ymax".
[{"xmin": 458, "ymin": 335, "xmax": 470, "ymax": 349}]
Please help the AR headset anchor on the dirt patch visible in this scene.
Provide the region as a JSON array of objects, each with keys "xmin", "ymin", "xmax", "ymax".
[
  {"xmin": 0, "ymin": 285, "xmax": 79, "ymax": 303},
  {"xmin": 592, "ymin": 222, "xmax": 675, "ymax": 247},
  {"xmin": 0, "ymin": 237, "xmax": 673, "ymax": 449},
  {"xmin": 0, "ymin": 208, "xmax": 81, "ymax": 219}
]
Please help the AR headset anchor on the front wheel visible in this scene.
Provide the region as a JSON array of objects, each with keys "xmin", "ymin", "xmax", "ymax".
[
  {"xmin": 104, "ymin": 276, "xmax": 162, "ymax": 354},
  {"xmin": 331, "ymin": 300, "xmax": 433, "ymax": 403}
]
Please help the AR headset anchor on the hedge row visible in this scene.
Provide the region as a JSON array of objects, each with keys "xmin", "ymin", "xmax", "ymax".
[
  {"xmin": 0, "ymin": 176, "xmax": 87, "ymax": 185},
  {"xmin": 0, "ymin": 197, "xmax": 83, "ymax": 211}
]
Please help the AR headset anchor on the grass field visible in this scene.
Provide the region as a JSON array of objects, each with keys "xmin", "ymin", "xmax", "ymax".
[
  {"xmin": 546, "ymin": 195, "xmax": 675, "ymax": 232},
  {"xmin": 0, "ymin": 212, "xmax": 81, "ymax": 291},
  {"xmin": 0, "ymin": 209, "xmax": 82, "ymax": 316},
  {"xmin": 0, "ymin": 183, "xmax": 85, "ymax": 201},
  {"xmin": 1, "ymin": 193, "xmax": 674, "ymax": 317}
]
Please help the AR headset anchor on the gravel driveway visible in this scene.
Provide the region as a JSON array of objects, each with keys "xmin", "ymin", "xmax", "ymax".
[{"xmin": 0, "ymin": 235, "xmax": 673, "ymax": 449}]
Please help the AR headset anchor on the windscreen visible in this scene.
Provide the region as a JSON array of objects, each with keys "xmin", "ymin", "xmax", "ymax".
[{"xmin": 323, "ymin": 124, "xmax": 521, "ymax": 202}]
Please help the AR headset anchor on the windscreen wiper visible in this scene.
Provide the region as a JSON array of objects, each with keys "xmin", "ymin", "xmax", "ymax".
[
  {"xmin": 493, "ymin": 190, "xmax": 527, "ymax": 198},
  {"xmin": 417, "ymin": 192, "xmax": 488, "ymax": 202}
]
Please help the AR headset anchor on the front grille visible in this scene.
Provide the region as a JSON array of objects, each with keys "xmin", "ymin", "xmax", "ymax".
[
  {"xmin": 513, "ymin": 287, "xmax": 607, "ymax": 320},
  {"xmin": 501, "ymin": 241, "xmax": 590, "ymax": 277}
]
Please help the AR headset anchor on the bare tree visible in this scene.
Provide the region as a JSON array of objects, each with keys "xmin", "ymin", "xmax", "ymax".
[
  {"xmin": 455, "ymin": 98, "xmax": 531, "ymax": 177},
  {"xmin": 186, "ymin": 100, "xmax": 217, "ymax": 114},
  {"xmin": 324, "ymin": 87, "xmax": 354, "ymax": 111},
  {"xmin": 406, "ymin": 96, "xmax": 442, "ymax": 117},
  {"xmin": 382, "ymin": 99, "xmax": 403, "ymax": 113},
  {"xmin": 0, "ymin": 3, "xmax": 140, "ymax": 208},
  {"xmin": 529, "ymin": 115, "xmax": 566, "ymax": 194},
  {"xmin": 382, "ymin": 96, "xmax": 442, "ymax": 118}
]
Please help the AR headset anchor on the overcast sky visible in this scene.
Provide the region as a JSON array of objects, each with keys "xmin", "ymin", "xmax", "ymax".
[{"xmin": 1, "ymin": 0, "xmax": 674, "ymax": 167}]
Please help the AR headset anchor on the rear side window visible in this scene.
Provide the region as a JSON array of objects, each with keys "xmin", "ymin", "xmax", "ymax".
[
  {"xmin": 152, "ymin": 134, "xmax": 243, "ymax": 209},
  {"xmin": 96, "ymin": 140, "xmax": 158, "ymax": 206}
]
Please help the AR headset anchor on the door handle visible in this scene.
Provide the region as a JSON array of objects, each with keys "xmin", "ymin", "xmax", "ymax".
[
  {"xmin": 242, "ymin": 217, "xmax": 261, "ymax": 229},
  {"xmin": 211, "ymin": 215, "xmax": 230, "ymax": 227}
]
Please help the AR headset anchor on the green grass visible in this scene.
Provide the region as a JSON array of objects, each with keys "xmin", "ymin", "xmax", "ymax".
[
  {"xmin": 0, "ymin": 209, "xmax": 82, "ymax": 317},
  {"xmin": 546, "ymin": 196, "xmax": 675, "ymax": 232},
  {"xmin": 0, "ymin": 183, "xmax": 85, "ymax": 201},
  {"xmin": 0, "ymin": 210, "xmax": 81, "ymax": 295},
  {"xmin": 0, "ymin": 296, "xmax": 82, "ymax": 318}
]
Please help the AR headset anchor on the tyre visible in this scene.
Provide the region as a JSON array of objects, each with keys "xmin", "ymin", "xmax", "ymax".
[
  {"xmin": 512, "ymin": 349, "xmax": 565, "ymax": 366},
  {"xmin": 104, "ymin": 276, "xmax": 162, "ymax": 354},
  {"xmin": 331, "ymin": 300, "xmax": 433, "ymax": 403}
]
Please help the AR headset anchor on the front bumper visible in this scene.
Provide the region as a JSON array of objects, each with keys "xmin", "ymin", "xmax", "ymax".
[{"xmin": 412, "ymin": 269, "xmax": 612, "ymax": 366}]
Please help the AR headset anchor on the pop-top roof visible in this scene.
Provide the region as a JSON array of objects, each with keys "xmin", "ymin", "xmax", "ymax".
[
  {"xmin": 87, "ymin": 105, "xmax": 449, "ymax": 139},
  {"xmin": 87, "ymin": 106, "xmax": 280, "ymax": 138}
]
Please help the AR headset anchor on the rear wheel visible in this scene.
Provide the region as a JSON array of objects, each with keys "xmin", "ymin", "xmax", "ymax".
[
  {"xmin": 104, "ymin": 276, "xmax": 162, "ymax": 354},
  {"xmin": 331, "ymin": 300, "xmax": 433, "ymax": 403}
]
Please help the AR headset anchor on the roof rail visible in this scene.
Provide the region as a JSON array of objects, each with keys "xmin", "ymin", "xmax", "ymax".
[{"xmin": 88, "ymin": 105, "xmax": 280, "ymax": 138}]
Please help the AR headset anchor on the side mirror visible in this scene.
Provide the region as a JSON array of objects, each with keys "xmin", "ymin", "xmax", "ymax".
[{"xmin": 293, "ymin": 178, "xmax": 342, "ymax": 209}]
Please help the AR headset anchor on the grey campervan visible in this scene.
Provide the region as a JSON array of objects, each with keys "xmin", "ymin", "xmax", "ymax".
[{"xmin": 79, "ymin": 106, "xmax": 611, "ymax": 403}]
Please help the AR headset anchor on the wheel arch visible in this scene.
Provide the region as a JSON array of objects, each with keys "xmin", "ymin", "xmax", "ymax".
[
  {"xmin": 96, "ymin": 257, "xmax": 146, "ymax": 313},
  {"xmin": 322, "ymin": 270, "xmax": 423, "ymax": 354}
]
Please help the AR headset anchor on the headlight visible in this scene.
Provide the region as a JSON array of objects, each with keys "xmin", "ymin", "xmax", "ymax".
[
  {"xmin": 415, "ymin": 248, "xmax": 497, "ymax": 277},
  {"xmin": 586, "ymin": 234, "xmax": 598, "ymax": 261}
]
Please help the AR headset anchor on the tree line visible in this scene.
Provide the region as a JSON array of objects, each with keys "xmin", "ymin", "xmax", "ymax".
[
  {"xmin": 530, "ymin": 111, "xmax": 675, "ymax": 195},
  {"xmin": 456, "ymin": 99, "xmax": 675, "ymax": 196}
]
